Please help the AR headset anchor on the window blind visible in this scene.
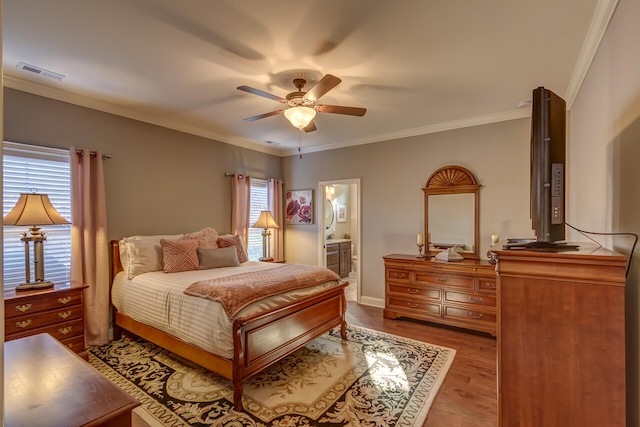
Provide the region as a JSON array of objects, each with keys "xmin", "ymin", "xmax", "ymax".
[
  {"xmin": 247, "ymin": 178, "xmax": 268, "ymax": 261},
  {"xmin": 3, "ymin": 142, "xmax": 72, "ymax": 289}
]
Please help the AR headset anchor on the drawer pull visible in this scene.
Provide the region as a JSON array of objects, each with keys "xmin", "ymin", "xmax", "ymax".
[
  {"xmin": 407, "ymin": 302, "xmax": 419, "ymax": 309},
  {"xmin": 58, "ymin": 326, "xmax": 73, "ymax": 335},
  {"xmin": 407, "ymin": 288, "xmax": 419, "ymax": 294},
  {"xmin": 16, "ymin": 319, "xmax": 32, "ymax": 329},
  {"xmin": 469, "ymin": 296, "xmax": 484, "ymax": 303},
  {"xmin": 393, "ymin": 272, "xmax": 407, "ymax": 278},
  {"xmin": 15, "ymin": 304, "xmax": 32, "ymax": 313},
  {"xmin": 468, "ymin": 312, "xmax": 484, "ymax": 319},
  {"xmin": 58, "ymin": 296, "xmax": 73, "ymax": 305},
  {"xmin": 437, "ymin": 278, "xmax": 449, "ymax": 284},
  {"xmin": 58, "ymin": 310, "xmax": 72, "ymax": 319},
  {"xmin": 484, "ymin": 282, "xmax": 496, "ymax": 289}
]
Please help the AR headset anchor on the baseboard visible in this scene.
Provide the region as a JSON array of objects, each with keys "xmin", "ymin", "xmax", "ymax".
[{"xmin": 358, "ymin": 295, "xmax": 384, "ymax": 308}]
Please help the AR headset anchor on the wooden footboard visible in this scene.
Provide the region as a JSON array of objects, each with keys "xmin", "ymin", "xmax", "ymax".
[{"xmin": 109, "ymin": 240, "xmax": 347, "ymax": 411}]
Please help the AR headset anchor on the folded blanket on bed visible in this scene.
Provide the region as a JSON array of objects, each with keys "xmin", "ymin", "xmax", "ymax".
[{"xmin": 184, "ymin": 264, "xmax": 341, "ymax": 319}]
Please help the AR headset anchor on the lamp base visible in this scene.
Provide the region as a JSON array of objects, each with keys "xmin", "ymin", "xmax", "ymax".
[
  {"xmin": 259, "ymin": 256, "xmax": 274, "ymax": 262},
  {"xmin": 16, "ymin": 281, "xmax": 54, "ymax": 292}
]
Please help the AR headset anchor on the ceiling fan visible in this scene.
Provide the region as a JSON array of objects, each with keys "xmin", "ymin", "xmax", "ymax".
[{"xmin": 237, "ymin": 74, "xmax": 366, "ymax": 132}]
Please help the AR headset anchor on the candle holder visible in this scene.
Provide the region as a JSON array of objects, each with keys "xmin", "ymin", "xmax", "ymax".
[{"xmin": 417, "ymin": 243, "xmax": 424, "ymax": 258}]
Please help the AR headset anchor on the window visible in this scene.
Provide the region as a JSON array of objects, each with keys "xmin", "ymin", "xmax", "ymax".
[
  {"xmin": 247, "ymin": 178, "xmax": 268, "ymax": 261},
  {"xmin": 3, "ymin": 142, "xmax": 72, "ymax": 290}
]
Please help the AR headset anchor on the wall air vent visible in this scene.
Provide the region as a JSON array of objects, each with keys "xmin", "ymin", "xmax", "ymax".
[{"xmin": 16, "ymin": 62, "xmax": 65, "ymax": 81}]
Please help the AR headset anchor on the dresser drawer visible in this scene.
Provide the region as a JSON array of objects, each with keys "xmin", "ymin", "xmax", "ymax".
[
  {"xmin": 5, "ymin": 290, "xmax": 83, "ymax": 319},
  {"xmin": 386, "ymin": 269, "xmax": 411, "ymax": 283},
  {"xmin": 477, "ymin": 278, "xmax": 497, "ymax": 293},
  {"xmin": 444, "ymin": 291, "xmax": 496, "ymax": 308},
  {"xmin": 6, "ymin": 318, "xmax": 85, "ymax": 342},
  {"xmin": 444, "ymin": 306, "xmax": 496, "ymax": 324},
  {"xmin": 388, "ymin": 284, "xmax": 440, "ymax": 300},
  {"xmin": 5, "ymin": 304, "xmax": 84, "ymax": 335},
  {"xmin": 60, "ymin": 334, "xmax": 86, "ymax": 354},
  {"xmin": 414, "ymin": 272, "xmax": 474, "ymax": 290},
  {"xmin": 388, "ymin": 297, "xmax": 441, "ymax": 316}
]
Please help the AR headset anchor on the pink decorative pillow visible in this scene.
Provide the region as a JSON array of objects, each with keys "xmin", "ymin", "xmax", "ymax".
[
  {"xmin": 180, "ymin": 227, "xmax": 219, "ymax": 249},
  {"xmin": 217, "ymin": 235, "xmax": 248, "ymax": 263},
  {"xmin": 160, "ymin": 239, "xmax": 199, "ymax": 273}
]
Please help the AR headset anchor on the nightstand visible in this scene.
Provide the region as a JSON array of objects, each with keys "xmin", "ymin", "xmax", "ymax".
[{"xmin": 4, "ymin": 281, "xmax": 89, "ymax": 359}]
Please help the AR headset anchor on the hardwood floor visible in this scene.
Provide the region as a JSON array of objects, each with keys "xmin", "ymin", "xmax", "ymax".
[{"xmin": 345, "ymin": 302, "xmax": 497, "ymax": 427}]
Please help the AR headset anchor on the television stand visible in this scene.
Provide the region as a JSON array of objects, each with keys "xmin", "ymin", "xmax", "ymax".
[{"xmin": 502, "ymin": 241, "xmax": 579, "ymax": 251}]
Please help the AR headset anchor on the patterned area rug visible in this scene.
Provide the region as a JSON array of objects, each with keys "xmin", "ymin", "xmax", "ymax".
[{"xmin": 88, "ymin": 326, "xmax": 455, "ymax": 427}]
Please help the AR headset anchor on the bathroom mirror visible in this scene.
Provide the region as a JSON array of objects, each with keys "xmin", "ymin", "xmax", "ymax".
[
  {"xmin": 324, "ymin": 198, "xmax": 336, "ymax": 237},
  {"xmin": 423, "ymin": 165, "xmax": 480, "ymax": 259}
]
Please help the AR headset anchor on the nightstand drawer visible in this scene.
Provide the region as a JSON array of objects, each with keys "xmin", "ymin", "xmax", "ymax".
[
  {"xmin": 5, "ymin": 290, "xmax": 83, "ymax": 318},
  {"xmin": 5, "ymin": 304, "xmax": 83, "ymax": 335},
  {"xmin": 7, "ymin": 318, "xmax": 85, "ymax": 342}
]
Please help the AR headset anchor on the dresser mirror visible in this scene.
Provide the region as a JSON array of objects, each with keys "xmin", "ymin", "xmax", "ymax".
[{"xmin": 423, "ymin": 165, "xmax": 480, "ymax": 259}]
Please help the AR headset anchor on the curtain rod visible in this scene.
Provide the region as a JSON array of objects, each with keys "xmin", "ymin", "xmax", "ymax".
[
  {"xmin": 225, "ymin": 172, "xmax": 283, "ymax": 183},
  {"xmin": 76, "ymin": 149, "xmax": 112, "ymax": 160}
]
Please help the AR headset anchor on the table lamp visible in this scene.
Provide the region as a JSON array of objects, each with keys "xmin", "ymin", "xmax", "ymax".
[
  {"xmin": 252, "ymin": 210, "xmax": 280, "ymax": 261},
  {"xmin": 3, "ymin": 192, "xmax": 70, "ymax": 291}
]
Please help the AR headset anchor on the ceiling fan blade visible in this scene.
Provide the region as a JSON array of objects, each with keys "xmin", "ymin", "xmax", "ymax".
[
  {"xmin": 237, "ymin": 86, "xmax": 287, "ymax": 103},
  {"xmin": 304, "ymin": 120, "xmax": 317, "ymax": 132},
  {"xmin": 317, "ymin": 104, "xmax": 367, "ymax": 116},
  {"xmin": 243, "ymin": 110, "xmax": 285, "ymax": 121},
  {"xmin": 305, "ymin": 74, "xmax": 341, "ymax": 102}
]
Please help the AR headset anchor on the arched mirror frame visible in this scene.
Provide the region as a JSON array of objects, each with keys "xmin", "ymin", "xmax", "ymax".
[{"xmin": 423, "ymin": 165, "xmax": 481, "ymax": 259}]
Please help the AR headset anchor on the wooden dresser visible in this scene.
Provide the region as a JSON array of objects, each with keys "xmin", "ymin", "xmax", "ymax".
[
  {"xmin": 383, "ymin": 254, "xmax": 497, "ymax": 335},
  {"xmin": 494, "ymin": 246, "xmax": 627, "ymax": 426},
  {"xmin": 4, "ymin": 281, "xmax": 88, "ymax": 358},
  {"xmin": 4, "ymin": 333, "xmax": 140, "ymax": 427}
]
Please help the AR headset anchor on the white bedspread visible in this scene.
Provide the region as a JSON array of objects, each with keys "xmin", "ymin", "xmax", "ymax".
[{"xmin": 111, "ymin": 261, "xmax": 341, "ymax": 359}]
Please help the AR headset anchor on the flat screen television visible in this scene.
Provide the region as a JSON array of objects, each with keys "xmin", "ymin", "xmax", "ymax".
[{"xmin": 506, "ymin": 86, "xmax": 577, "ymax": 250}]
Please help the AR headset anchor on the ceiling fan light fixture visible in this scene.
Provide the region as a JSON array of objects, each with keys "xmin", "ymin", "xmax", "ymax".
[{"xmin": 284, "ymin": 106, "xmax": 316, "ymax": 130}]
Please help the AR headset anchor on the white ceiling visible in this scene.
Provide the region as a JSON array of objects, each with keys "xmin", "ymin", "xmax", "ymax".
[{"xmin": 2, "ymin": 0, "xmax": 615, "ymax": 156}]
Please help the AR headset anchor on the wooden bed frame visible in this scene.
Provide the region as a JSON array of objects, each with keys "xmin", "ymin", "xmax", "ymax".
[{"xmin": 110, "ymin": 241, "xmax": 347, "ymax": 411}]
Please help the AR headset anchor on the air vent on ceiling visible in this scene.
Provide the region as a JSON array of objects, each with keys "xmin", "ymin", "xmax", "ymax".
[{"xmin": 17, "ymin": 62, "xmax": 65, "ymax": 81}]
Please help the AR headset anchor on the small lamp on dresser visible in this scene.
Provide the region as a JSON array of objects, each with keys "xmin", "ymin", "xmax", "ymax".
[
  {"xmin": 3, "ymin": 192, "xmax": 70, "ymax": 291},
  {"xmin": 252, "ymin": 210, "xmax": 280, "ymax": 261}
]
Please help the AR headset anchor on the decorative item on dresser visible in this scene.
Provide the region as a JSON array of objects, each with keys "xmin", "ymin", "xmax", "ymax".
[
  {"xmin": 493, "ymin": 245, "xmax": 627, "ymax": 426},
  {"xmin": 4, "ymin": 281, "xmax": 88, "ymax": 359},
  {"xmin": 326, "ymin": 239, "xmax": 351, "ymax": 278},
  {"xmin": 383, "ymin": 254, "xmax": 497, "ymax": 335}
]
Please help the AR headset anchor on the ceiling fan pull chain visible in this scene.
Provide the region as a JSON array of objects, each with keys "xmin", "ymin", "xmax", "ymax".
[{"xmin": 298, "ymin": 130, "xmax": 303, "ymax": 159}]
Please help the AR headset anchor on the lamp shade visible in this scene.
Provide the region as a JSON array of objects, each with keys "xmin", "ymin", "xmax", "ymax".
[
  {"xmin": 3, "ymin": 193, "xmax": 70, "ymax": 226},
  {"xmin": 284, "ymin": 106, "xmax": 316, "ymax": 130},
  {"xmin": 252, "ymin": 210, "xmax": 279, "ymax": 229}
]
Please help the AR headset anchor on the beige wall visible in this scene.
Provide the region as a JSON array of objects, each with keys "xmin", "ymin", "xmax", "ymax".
[
  {"xmin": 282, "ymin": 118, "xmax": 533, "ymax": 302},
  {"xmin": 3, "ymin": 88, "xmax": 283, "ymax": 241},
  {"xmin": 569, "ymin": 0, "xmax": 640, "ymax": 424}
]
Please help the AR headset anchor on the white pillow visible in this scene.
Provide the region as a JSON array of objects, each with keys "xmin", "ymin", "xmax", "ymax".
[{"xmin": 119, "ymin": 234, "xmax": 183, "ymax": 279}]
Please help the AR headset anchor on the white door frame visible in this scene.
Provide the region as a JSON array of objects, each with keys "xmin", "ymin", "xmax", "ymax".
[{"xmin": 317, "ymin": 178, "xmax": 361, "ymax": 303}]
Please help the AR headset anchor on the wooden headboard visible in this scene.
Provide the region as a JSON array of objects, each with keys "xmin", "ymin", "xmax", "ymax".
[{"xmin": 111, "ymin": 240, "xmax": 123, "ymax": 282}]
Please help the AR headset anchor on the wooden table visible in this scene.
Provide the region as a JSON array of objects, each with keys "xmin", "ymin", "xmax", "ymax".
[{"xmin": 4, "ymin": 333, "xmax": 140, "ymax": 427}]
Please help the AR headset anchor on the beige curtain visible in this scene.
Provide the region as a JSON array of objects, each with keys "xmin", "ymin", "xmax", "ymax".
[
  {"xmin": 70, "ymin": 148, "xmax": 109, "ymax": 346},
  {"xmin": 231, "ymin": 174, "xmax": 251, "ymax": 242},
  {"xmin": 268, "ymin": 179, "xmax": 284, "ymax": 261}
]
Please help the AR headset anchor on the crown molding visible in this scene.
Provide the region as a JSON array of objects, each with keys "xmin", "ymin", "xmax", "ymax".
[
  {"xmin": 565, "ymin": 0, "xmax": 619, "ymax": 108},
  {"xmin": 2, "ymin": 75, "xmax": 282, "ymax": 156}
]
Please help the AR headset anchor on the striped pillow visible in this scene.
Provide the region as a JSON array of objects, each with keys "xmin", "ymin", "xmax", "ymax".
[
  {"xmin": 217, "ymin": 235, "xmax": 248, "ymax": 263},
  {"xmin": 160, "ymin": 239, "xmax": 199, "ymax": 273}
]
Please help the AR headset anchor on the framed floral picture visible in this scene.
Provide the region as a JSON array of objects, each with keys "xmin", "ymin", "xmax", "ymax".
[{"xmin": 285, "ymin": 189, "xmax": 313, "ymax": 224}]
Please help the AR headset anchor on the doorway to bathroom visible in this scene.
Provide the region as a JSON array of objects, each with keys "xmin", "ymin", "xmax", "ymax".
[{"xmin": 317, "ymin": 178, "xmax": 360, "ymax": 303}]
